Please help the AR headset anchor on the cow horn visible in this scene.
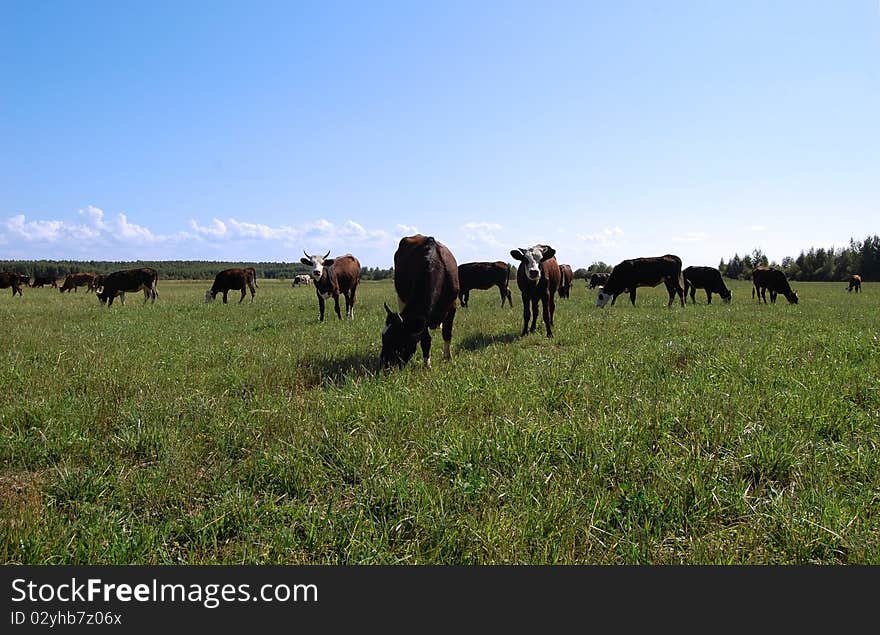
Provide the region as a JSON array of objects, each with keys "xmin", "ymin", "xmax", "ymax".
[
  {"xmin": 323, "ymin": 250, "xmax": 331, "ymax": 259},
  {"xmin": 303, "ymin": 250, "xmax": 310, "ymax": 260},
  {"xmin": 384, "ymin": 302, "xmax": 394, "ymax": 316}
]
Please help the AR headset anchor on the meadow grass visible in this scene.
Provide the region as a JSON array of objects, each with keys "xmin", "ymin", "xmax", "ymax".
[{"xmin": 1, "ymin": 277, "xmax": 878, "ymax": 564}]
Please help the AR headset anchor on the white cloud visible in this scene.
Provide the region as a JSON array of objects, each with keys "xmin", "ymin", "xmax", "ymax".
[
  {"xmin": 461, "ymin": 221, "xmax": 503, "ymax": 246},
  {"xmin": 672, "ymin": 231, "xmax": 709, "ymax": 244},
  {"xmin": 396, "ymin": 224, "xmax": 418, "ymax": 235},
  {"xmin": 190, "ymin": 218, "xmax": 228, "ymax": 238},
  {"xmin": 575, "ymin": 226, "xmax": 625, "ymax": 248}
]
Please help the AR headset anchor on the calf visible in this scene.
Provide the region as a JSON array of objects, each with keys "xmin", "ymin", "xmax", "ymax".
[
  {"xmin": 557, "ymin": 264, "xmax": 574, "ymax": 298},
  {"xmin": 510, "ymin": 244, "xmax": 560, "ymax": 337},
  {"xmin": 59, "ymin": 272, "xmax": 98, "ymax": 293},
  {"xmin": 683, "ymin": 266, "xmax": 731, "ymax": 304},
  {"xmin": 30, "ymin": 275, "xmax": 58, "ymax": 288},
  {"xmin": 381, "ymin": 235, "xmax": 459, "ymax": 369},
  {"xmin": 457, "ymin": 261, "xmax": 512, "ymax": 308},
  {"xmin": 292, "ymin": 274, "xmax": 312, "ymax": 287},
  {"xmin": 205, "ymin": 268, "xmax": 256, "ymax": 304},
  {"xmin": 97, "ymin": 268, "xmax": 159, "ymax": 306},
  {"xmin": 0, "ymin": 271, "xmax": 23, "ymax": 297},
  {"xmin": 752, "ymin": 267, "xmax": 798, "ymax": 304},
  {"xmin": 596, "ymin": 255, "xmax": 685, "ymax": 308},
  {"xmin": 300, "ymin": 250, "xmax": 361, "ymax": 320},
  {"xmin": 588, "ymin": 272, "xmax": 610, "ymax": 289},
  {"xmin": 848, "ymin": 274, "xmax": 862, "ymax": 293}
]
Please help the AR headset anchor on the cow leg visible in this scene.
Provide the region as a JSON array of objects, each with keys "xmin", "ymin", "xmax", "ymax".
[
  {"xmin": 239, "ymin": 288, "xmax": 246, "ymax": 303},
  {"xmin": 529, "ymin": 296, "xmax": 539, "ymax": 333},
  {"xmin": 442, "ymin": 307, "xmax": 455, "ymax": 360},
  {"xmin": 460, "ymin": 289, "xmax": 468, "ymax": 307},
  {"xmin": 222, "ymin": 290, "xmax": 229, "ymax": 304},
  {"xmin": 706, "ymin": 290, "xmax": 712, "ymax": 304},
  {"xmin": 333, "ymin": 294, "xmax": 342, "ymax": 319},
  {"xmin": 420, "ymin": 329, "xmax": 432, "ymax": 368},
  {"xmin": 318, "ymin": 294, "xmax": 325, "ymax": 321},
  {"xmin": 548, "ymin": 291, "xmax": 555, "ymax": 326},
  {"xmin": 520, "ymin": 293, "xmax": 531, "ymax": 336},
  {"xmin": 505, "ymin": 288, "xmax": 512, "ymax": 307},
  {"xmin": 542, "ymin": 294, "xmax": 553, "ymax": 338},
  {"xmin": 770, "ymin": 290, "xmax": 777, "ymax": 304},
  {"xmin": 629, "ymin": 289, "xmax": 637, "ymax": 306}
]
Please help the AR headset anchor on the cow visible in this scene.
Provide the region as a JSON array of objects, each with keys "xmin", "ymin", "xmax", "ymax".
[
  {"xmin": 300, "ymin": 250, "xmax": 361, "ymax": 320},
  {"xmin": 596, "ymin": 255, "xmax": 685, "ymax": 308},
  {"xmin": 292, "ymin": 274, "xmax": 312, "ymax": 287},
  {"xmin": 848, "ymin": 274, "xmax": 862, "ymax": 293},
  {"xmin": 15, "ymin": 273, "xmax": 30, "ymax": 287},
  {"xmin": 457, "ymin": 261, "xmax": 512, "ymax": 308},
  {"xmin": 0, "ymin": 272, "xmax": 23, "ymax": 297},
  {"xmin": 752, "ymin": 267, "xmax": 798, "ymax": 304},
  {"xmin": 59, "ymin": 272, "xmax": 98, "ymax": 293},
  {"xmin": 205, "ymin": 268, "xmax": 256, "ymax": 304},
  {"xmin": 683, "ymin": 266, "xmax": 732, "ymax": 304},
  {"xmin": 510, "ymin": 244, "xmax": 560, "ymax": 337},
  {"xmin": 381, "ymin": 235, "xmax": 459, "ymax": 369},
  {"xmin": 557, "ymin": 264, "xmax": 574, "ymax": 299},
  {"xmin": 97, "ymin": 268, "xmax": 159, "ymax": 306},
  {"xmin": 588, "ymin": 272, "xmax": 610, "ymax": 289},
  {"xmin": 245, "ymin": 267, "xmax": 259, "ymax": 288},
  {"xmin": 30, "ymin": 275, "xmax": 58, "ymax": 288}
]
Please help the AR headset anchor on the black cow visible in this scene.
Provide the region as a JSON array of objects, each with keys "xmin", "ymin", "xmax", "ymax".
[
  {"xmin": 457, "ymin": 261, "xmax": 512, "ymax": 307},
  {"xmin": 97, "ymin": 268, "xmax": 159, "ymax": 306},
  {"xmin": 30, "ymin": 275, "xmax": 57, "ymax": 288},
  {"xmin": 381, "ymin": 235, "xmax": 459, "ymax": 369},
  {"xmin": 752, "ymin": 267, "xmax": 798, "ymax": 304},
  {"xmin": 510, "ymin": 244, "xmax": 560, "ymax": 337},
  {"xmin": 683, "ymin": 266, "xmax": 731, "ymax": 304},
  {"xmin": 0, "ymin": 272, "xmax": 23, "ymax": 297},
  {"xmin": 300, "ymin": 250, "xmax": 361, "ymax": 320},
  {"xmin": 596, "ymin": 255, "xmax": 685, "ymax": 308},
  {"xmin": 588, "ymin": 272, "xmax": 610, "ymax": 289},
  {"xmin": 205, "ymin": 268, "xmax": 256, "ymax": 304},
  {"xmin": 557, "ymin": 264, "xmax": 574, "ymax": 299},
  {"xmin": 848, "ymin": 274, "xmax": 862, "ymax": 293}
]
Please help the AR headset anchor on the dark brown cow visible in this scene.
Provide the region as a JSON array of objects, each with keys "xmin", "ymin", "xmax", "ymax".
[
  {"xmin": 752, "ymin": 267, "xmax": 798, "ymax": 304},
  {"xmin": 0, "ymin": 272, "xmax": 23, "ymax": 297},
  {"xmin": 300, "ymin": 250, "xmax": 361, "ymax": 320},
  {"xmin": 588, "ymin": 272, "xmax": 610, "ymax": 289},
  {"xmin": 596, "ymin": 255, "xmax": 685, "ymax": 308},
  {"xmin": 382, "ymin": 235, "xmax": 459, "ymax": 369},
  {"xmin": 683, "ymin": 266, "xmax": 731, "ymax": 304},
  {"xmin": 510, "ymin": 244, "xmax": 560, "ymax": 337},
  {"xmin": 59, "ymin": 272, "xmax": 98, "ymax": 293},
  {"xmin": 557, "ymin": 264, "xmax": 574, "ymax": 299},
  {"xmin": 205, "ymin": 268, "xmax": 256, "ymax": 304},
  {"xmin": 97, "ymin": 268, "xmax": 159, "ymax": 306},
  {"xmin": 30, "ymin": 275, "xmax": 58, "ymax": 288},
  {"xmin": 457, "ymin": 261, "xmax": 512, "ymax": 308},
  {"xmin": 848, "ymin": 274, "xmax": 862, "ymax": 293}
]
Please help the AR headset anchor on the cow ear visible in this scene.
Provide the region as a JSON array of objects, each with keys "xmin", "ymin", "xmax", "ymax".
[
  {"xmin": 510, "ymin": 249, "xmax": 524, "ymax": 261},
  {"xmin": 300, "ymin": 258, "xmax": 312, "ymax": 266},
  {"xmin": 383, "ymin": 302, "xmax": 402, "ymax": 323},
  {"xmin": 541, "ymin": 247, "xmax": 556, "ymax": 261},
  {"xmin": 323, "ymin": 259, "xmax": 335, "ymax": 267}
]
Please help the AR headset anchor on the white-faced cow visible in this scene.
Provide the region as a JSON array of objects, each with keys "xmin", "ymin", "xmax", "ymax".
[
  {"xmin": 510, "ymin": 244, "xmax": 560, "ymax": 337},
  {"xmin": 558, "ymin": 263, "xmax": 574, "ymax": 298},
  {"xmin": 59, "ymin": 272, "xmax": 98, "ymax": 293},
  {"xmin": 848, "ymin": 274, "xmax": 862, "ymax": 293},
  {"xmin": 205, "ymin": 268, "xmax": 256, "ymax": 304},
  {"xmin": 752, "ymin": 267, "xmax": 798, "ymax": 304},
  {"xmin": 596, "ymin": 255, "xmax": 685, "ymax": 308},
  {"xmin": 292, "ymin": 274, "xmax": 312, "ymax": 287},
  {"xmin": 0, "ymin": 272, "xmax": 23, "ymax": 297},
  {"xmin": 683, "ymin": 266, "xmax": 732, "ymax": 304},
  {"xmin": 588, "ymin": 272, "xmax": 610, "ymax": 289},
  {"xmin": 382, "ymin": 235, "xmax": 459, "ymax": 369},
  {"xmin": 457, "ymin": 261, "xmax": 512, "ymax": 308},
  {"xmin": 300, "ymin": 250, "xmax": 361, "ymax": 320},
  {"xmin": 97, "ymin": 268, "xmax": 158, "ymax": 306}
]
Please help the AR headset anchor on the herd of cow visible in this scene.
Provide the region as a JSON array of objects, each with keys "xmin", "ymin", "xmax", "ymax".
[{"xmin": 0, "ymin": 234, "xmax": 866, "ymax": 370}]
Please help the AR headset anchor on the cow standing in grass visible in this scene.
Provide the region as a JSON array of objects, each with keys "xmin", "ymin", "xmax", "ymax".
[
  {"xmin": 596, "ymin": 255, "xmax": 685, "ymax": 308},
  {"xmin": 588, "ymin": 272, "xmax": 610, "ymax": 289},
  {"xmin": 205, "ymin": 268, "xmax": 257, "ymax": 304},
  {"xmin": 60, "ymin": 272, "xmax": 98, "ymax": 293},
  {"xmin": 683, "ymin": 266, "xmax": 732, "ymax": 304},
  {"xmin": 510, "ymin": 244, "xmax": 560, "ymax": 337},
  {"xmin": 30, "ymin": 275, "xmax": 57, "ymax": 288},
  {"xmin": 381, "ymin": 235, "xmax": 459, "ymax": 369},
  {"xmin": 752, "ymin": 267, "xmax": 798, "ymax": 304},
  {"xmin": 300, "ymin": 250, "xmax": 361, "ymax": 320},
  {"xmin": 0, "ymin": 272, "xmax": 23, "ymax": 297},
  {"xmin": 97, "ymin": 268, "xmax": 159, "ymax": 306},
  {"xmin": 457, "ymin": 261, "xmax": 512, "ymax": 308},
  {"xmin": 848, "ymin": 275, "xmax": 862, "ymax": 293},
  {"xmin": 557, "ymin": 264, "xmax": 574, "ymax": 299}
]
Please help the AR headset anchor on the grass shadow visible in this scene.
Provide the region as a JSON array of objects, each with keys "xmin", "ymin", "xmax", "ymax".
[
  {"xmin": 301, "ymin": 351, "xmax": 381, "ymax": 387},
  {"xmin": 457, "ymin": 331, "xmax": 519, "ymax": 352}
]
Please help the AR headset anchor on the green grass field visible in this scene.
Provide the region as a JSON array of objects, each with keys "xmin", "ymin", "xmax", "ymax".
[{"xmin": 1, "ymin": 277, "xmax": 878, "ymax": 564}]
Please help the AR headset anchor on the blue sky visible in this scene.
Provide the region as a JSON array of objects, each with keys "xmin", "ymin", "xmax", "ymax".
[{"xmin": 1, "ymin": 1, "xmax": 877, "ymax": 267}]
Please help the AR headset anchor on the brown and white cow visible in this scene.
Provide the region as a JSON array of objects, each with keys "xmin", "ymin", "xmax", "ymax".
[
  {"xmin": 557, "ymin": 263, "xmax": 574, "ymax": 298},
  {"xmin": 382, "ymin": 235, "xmax": 459, "ymax": 369},
  {"xmin": 848, "ymin": 274, "xmax": 862, "ymax": 293},
  {"xmin": 30, "ymin": 275, "xmax": 58, "ymax": 288},
  {"xmin": 292, "ymin": 274, "xmax": 312, "ymax": 287},
  {"xmin": 0, "ymin": 271, "xmax": 24, "ymax": 297},
  {"xmin": 752, "ymin": 267, "xmax": 798, "ymax": 304},
  {"xmin": 205, "ymin": 268, "xmax": 256, "ymax": 304},
  {"xmin": 457, "ymin": 261, "xmax": 512, "ymax": 308},
  {"xmin": 59, "ymin": 272, "xmax": 98, "ymax": 293},
  {"xmin": 300, "ymin": 250, "xmax": 361, "ymax": 320},
  {"xmin": 97, "ymin": 268, "xmax": 159, "ymax": 306},
  {"xmin": 510, "ymin": 244, "xmax": 560, "ymax": 337},
  {"xmin": 588, "ymin": 272, "xmax": 610, "ymax": 289},
  {"xmin": 596, "ymin": 255, "xmax": 685, "ymax": 308},
  {"xmin": 683, "ymin": 266, "xmax": 731, "ymax": 304}
]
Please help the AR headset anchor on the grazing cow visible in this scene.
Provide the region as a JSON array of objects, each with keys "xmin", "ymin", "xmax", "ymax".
[
  {"xmin": 557, "ymin": 264, "xmax": 574, "ymax": 299},
  {"xmin": 97, "ymin": 268, "xmax": 159, "ymax": 306},
  {"xmin": 381, "ymin": 235, "xmax": 459, "ymax": 369},
  {"xmin": 0, "ymin": 271, "xmax": 23, "ymax": 297},
  {"xmin": 588, "ymin": 272, "xmax": 610, "ymax": 289},
  {"xmin": 510, "ymin": 244, "xmax": 560, "ymax": 337},
  {"xmin": 596, "ymin": 255, "xmax": 685, "ymax": 308},
  {"xmin": 292, "ymin": 274, "xmax": 312, "ymax": 287},
  {"xmin": 752, "ymin": 267, "xmax": 798, "ymax": 304},
  {"xmin": 59, "ymin": 272, "xmax": 98, "ymax": 293},
  {"xmin": 848, "ymin": 274, "xmax": 862, "ymax": 293},
  {"xmin": 683, "ymin": 266, "xmax": 732, "ymax": 304},
  {"xmin": 30, "ymin": 275, "xmax": 57, "ymax": 288},
  {"xmin": 300, "ymin": 250, "xmax": 361, "ymax": 320},
  {"xmin": 457, "ymin": 261, "xmax": 512, "ymax": 308},
  {"xmin": 205, "ymin": 268, "xmax": 256, "ymax": 304}
]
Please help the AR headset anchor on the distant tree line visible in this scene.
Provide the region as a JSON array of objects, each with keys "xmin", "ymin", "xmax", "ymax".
[
  {"xmin": 720, "ymin": 235, "xmax": 879, "ymax": 282},
  {"xmin": 0, "ymin": 259, "xmax": 396, "ymax": 281},
  {"xmin": 573, "ymin": 262, "xmax": 613, "ymax": 279}
]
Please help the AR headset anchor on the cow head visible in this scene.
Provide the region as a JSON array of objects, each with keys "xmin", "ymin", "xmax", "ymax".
[
  {"xmin": 510, "ymin": 245, "xmax": 556, "ymax": 283},
  {"xmin": 300, "ymin": 250, "xmax": 333, "ymax": 282},
  {"xmin": 97, "ymin": 290, "xmax": 110, "ymax": 305},
  {"xmin": 205, "ymin": 289, "xmax": 215, "ymax": 303},
  {"xmin": 721, "ymin": 289, "xmax": 733, "ymax": 304},
  {"xmin": 785, "ymin": 290, "xmax": 799, "ymax": 304},
  {"xmin": 596, "ymin": 287, "xmax": 613, "ymax": 308},
  {"xmin": 380, "ymin": 302, "xmax": 421, "ymax": 369}
]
